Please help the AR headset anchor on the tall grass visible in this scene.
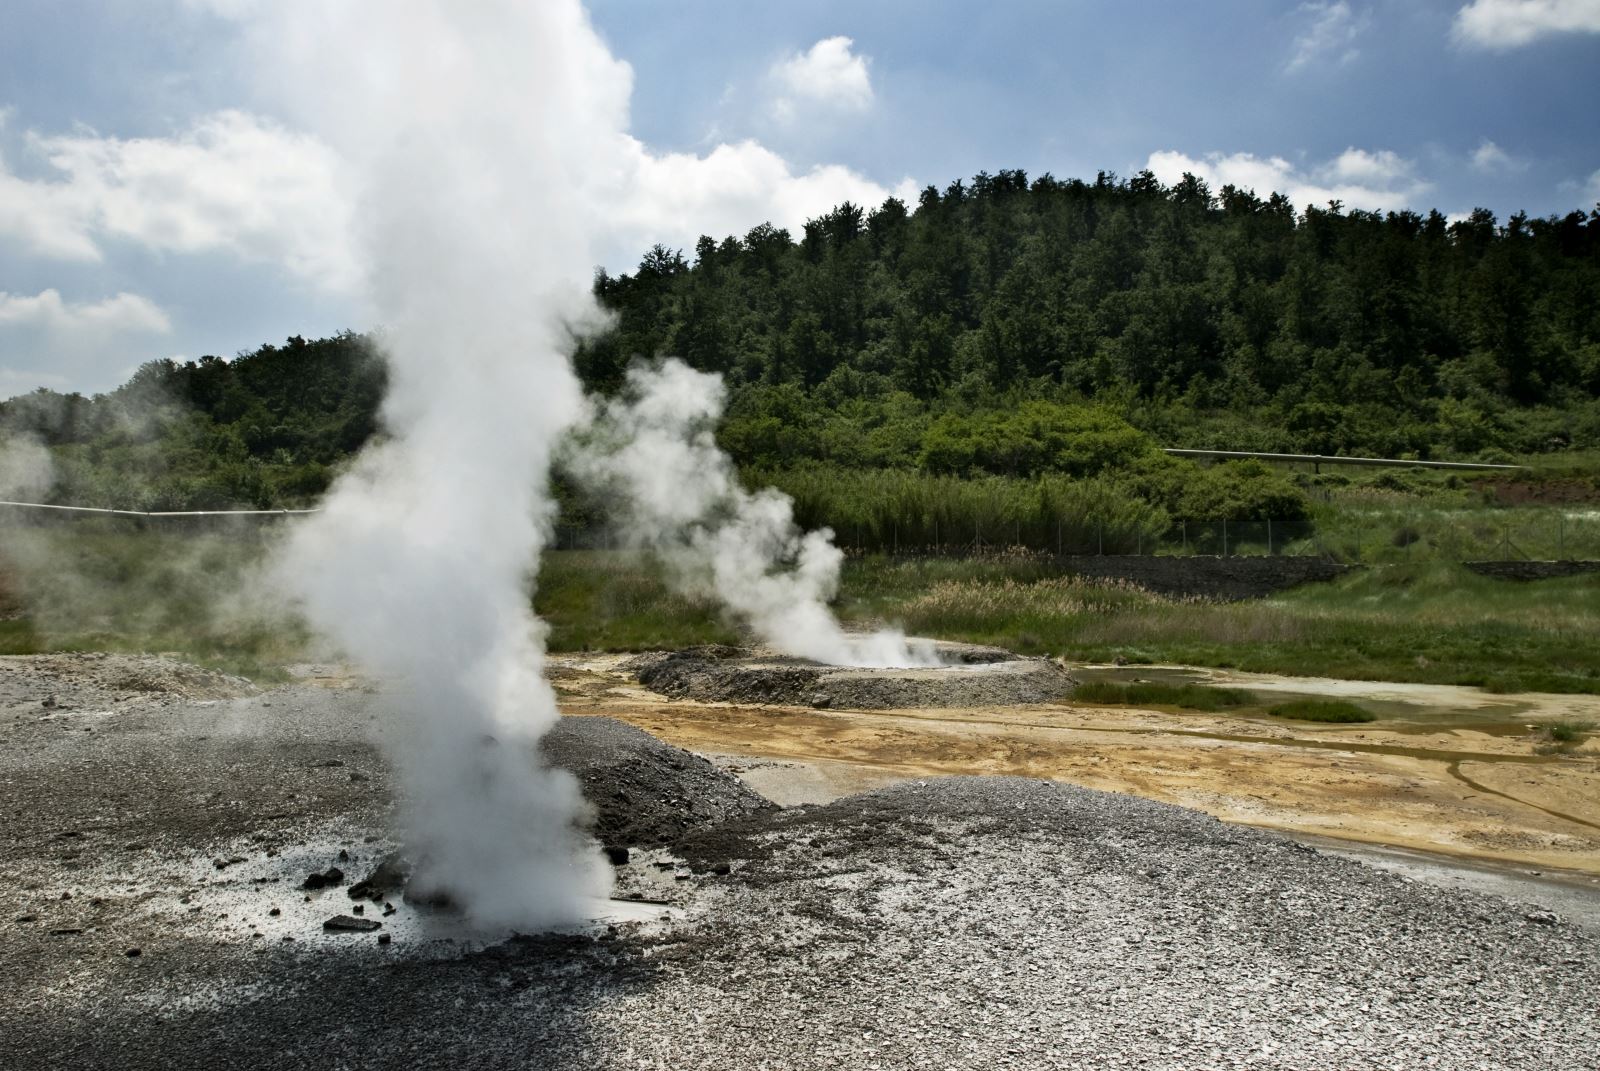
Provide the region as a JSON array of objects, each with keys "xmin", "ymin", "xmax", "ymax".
[{"xmin": 837, "ymin": 557, "xmax": 1600, "ymax": 694}]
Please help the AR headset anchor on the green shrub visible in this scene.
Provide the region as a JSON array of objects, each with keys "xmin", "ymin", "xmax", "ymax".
[
  {"xmin": 1072, "ymin": 679, "xmax": 1254, "ymax": 711},
  {"xmin": 1267, "ymin": 699, "xmax": 1375, "ymax": 723}
]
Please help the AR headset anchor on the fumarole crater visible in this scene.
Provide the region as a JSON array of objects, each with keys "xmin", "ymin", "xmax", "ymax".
[{"xmin": 633, "ymin": 641, "xmax": 1077, "ymax": 709}]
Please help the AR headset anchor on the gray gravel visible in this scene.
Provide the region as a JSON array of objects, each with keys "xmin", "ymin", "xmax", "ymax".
[{"xmin": 1, "ymin": 655, "xmax": 1596, "ymax": 1070}]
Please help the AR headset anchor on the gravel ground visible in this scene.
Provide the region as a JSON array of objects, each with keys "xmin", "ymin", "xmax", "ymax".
[{"xmin": 1, "ymin": 654, "xmax": 1596, "ymax": 1070}]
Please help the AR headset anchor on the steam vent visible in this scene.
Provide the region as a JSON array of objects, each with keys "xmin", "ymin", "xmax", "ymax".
[{"xmin": 634, "ymin": 641, "xmax": 1076, "ymax": 709}]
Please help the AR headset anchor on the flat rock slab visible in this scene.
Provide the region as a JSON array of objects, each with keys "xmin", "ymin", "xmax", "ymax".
[{"xmin": 321, "ymin": 914, "xmax": 381, "ymax": 933}]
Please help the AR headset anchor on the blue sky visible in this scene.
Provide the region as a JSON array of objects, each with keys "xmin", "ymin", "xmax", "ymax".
[{"xmin": 1, "ymin": 0, "xmax": 1598, "ymax": 395}]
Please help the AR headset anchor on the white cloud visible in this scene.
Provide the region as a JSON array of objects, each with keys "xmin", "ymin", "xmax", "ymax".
[
  {"xmin": 610, "ymin": 137, "xmax": 915, "ymax": 259},
  {"xmin": 1470, "ymin": 139, "xmax": 1527, "ymax": 173},
  {"xmin": 769, "ymin": 36, "xmax": 874, "ymax": 120},
  {"xmin": 0, "ymin": 289, "xmax": 171, "ymax": 335},
  {"xmin": 1452, "ymin": 0, "xmax": 1600, "ymax": 49},
  {"xmin": 0, "ymin": 111, "xmax": 356, "ymax": 290},
  {"xmin": 1145, "ymin": 147, "xmax": 1431, "ymax": 213},
  {"xmin": 0, "ymin": 289, "xmax": 172, "ymax": 390},
  {"xmin": 1286, "ymin": 1, "xmax": 1371, "ymax": 72}
]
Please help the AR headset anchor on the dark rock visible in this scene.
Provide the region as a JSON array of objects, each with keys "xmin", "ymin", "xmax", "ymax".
[
  {"xmin": 323, "ymin": 914, "xmax": 382, "ymax": 933},
  {"xmin": 15, "ymin": 914, "xmax": 37, "ymax": 923},
  {"xmin": 123, "ymin": 947, "xmax": 141, "ymax": 957},
  {"xmin": 302, "ymin": 866, "xmax": 345, "ymax": 890},
  {"xmin": 603, "ymin": 844, "xmax": 630, "ymax": 866},
  {"xmin": 810, "ymin": 694, "xmax": 832, "ymax": 709},
  {"xmin": 49, "ymin": 928, "xmax": 84, "ymax": 936},
  {"xmin": 337, "ymin": 849, "xmax": 349, "ymax": 862},
  {"xmin": 352, "ymin": 904, "xmax": 364, "ymax": 915},
  {"xmin": 1525, "ymin": 911, "xmax": 1561, "ymax": 926},
  {"xmin": 377, "ymin": 933, "xmax": 392, "ymax": 946},
  {"xmin": 268, "ymin": 908, "xmax": 280, "ymax": 917},
  {"xmin": 349, "ymin": 852, "xmax": 410, "ymax": 901},
  {"xmin": 712, "ymin": 862, "xmax": 732, "ymax": 875},
  {"xmin": 403, "ymin": 887, "xmax": 460, "ymax": 912}
]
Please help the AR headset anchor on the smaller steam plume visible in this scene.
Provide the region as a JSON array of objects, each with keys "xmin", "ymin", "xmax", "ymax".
[
  {"xmin": 568, "ymin": 359, "xmax": 938, "ymax": 669},
  {"xmin": 0, "ymin": 435, "xmax": 54, "ymax": 502}
]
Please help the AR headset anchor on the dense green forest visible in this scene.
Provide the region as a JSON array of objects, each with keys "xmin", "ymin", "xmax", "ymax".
[
  {"xmin": 3, "ymin": 168, "xmax": 1598, "ymax": 531},
  {"xmin": 581, "ymin": 169, "xmax": 1600, "ymax": 464}
]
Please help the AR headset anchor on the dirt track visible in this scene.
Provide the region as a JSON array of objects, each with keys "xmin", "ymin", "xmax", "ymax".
[{"xmin": 552, "ymin": 654, "xmax": 1600, "ymax": 879}]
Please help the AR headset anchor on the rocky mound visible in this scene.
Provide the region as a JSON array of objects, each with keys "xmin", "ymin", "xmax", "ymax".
[
  {"xmin": 0, "ymin": 652, "xmax": 257, "ymax": 717},
  {"xmin": 540, "ymin": 715, "xmax": 775, "ymax": 849},
  {"xmin": 636, "ymin": 642, "xmax": 1075, "ymax": 709}
]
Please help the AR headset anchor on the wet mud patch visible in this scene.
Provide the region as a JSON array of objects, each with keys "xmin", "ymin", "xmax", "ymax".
[{"xmin": 633, "ymin": 641, "xmax": 1076, "ymax": 709}]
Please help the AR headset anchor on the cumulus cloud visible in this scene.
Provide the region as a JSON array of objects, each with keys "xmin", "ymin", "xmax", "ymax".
[
  {"xmin": 1287, "ymin": 1, "xmax": 1371, "ymax": 71},
  {"xmin": 1452, "ymin": 0, "xmax": 1600, "ymax": 48},
  {"xmin": 611, "ymin": 137, "xmax": 915, "ymax": 256},
  {"xmin": 0, "ymin": 111, "xmax": 357, "ymax": 290},
  {"xmin": 1470, "ymin": 139, "xmax": 1527, "ymax": 173},
  {"xmin": 0, "ymin": 288, "xmax": 170, "ymax": 335},
  {"xmin": 1145, "ymin": 147, "xmax": 1431, "ymax": 213},
  {"xmin": 769, "ymin": 36, "xmax": 874, "ymax": 120},
  {"xmin": 0, "ymin": 289, "xmax": 172, "ymax": 389}
]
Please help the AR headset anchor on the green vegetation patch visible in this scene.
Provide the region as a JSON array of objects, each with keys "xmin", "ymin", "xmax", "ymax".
[
  {"xmin": 535, "ymin": 550, "xmax": 738, "ymax": 652},
  {"xmin": 1546, "ymin": 721, "xmax": 1591, "ymax": 744},
  {"xmin": 1073, "ymin": 679, "xmax": 1254, "ymax": 711},
  {"xmin": 1267, "ymin": 699, "xmax": 1376, "ymax": 723}
]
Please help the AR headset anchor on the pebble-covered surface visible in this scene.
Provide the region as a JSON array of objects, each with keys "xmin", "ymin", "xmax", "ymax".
[{"xmin": 1, "ymin": 655, "xmax": 1595, "ymax": 1070}]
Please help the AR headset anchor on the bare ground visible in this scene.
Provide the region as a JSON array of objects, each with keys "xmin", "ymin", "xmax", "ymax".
[{"xmin": 1, "ymin": 653, "xmax": 1597, "ymax": 1070}]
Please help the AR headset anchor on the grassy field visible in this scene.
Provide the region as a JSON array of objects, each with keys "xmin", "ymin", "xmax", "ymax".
[
  {"xmin": 849, "ymin": 556, "xmax": 1600, "ymax": 693},
  {"xmin": 3, "ymin": 526, "xmax": 1600, "ymax": 694},
  {"xmin": 0, "ymin": 523, "xmax": 304, "ymax": 680}
]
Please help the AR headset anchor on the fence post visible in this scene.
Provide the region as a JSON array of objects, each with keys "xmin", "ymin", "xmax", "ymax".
[
  {"xmin": 1181, "ymin": 519, "xmax": 1187, "ymax": 555},
  {"xmin": 1222, "ymin": 519, "xmax": 1229, "ymax": 557},
  {"xmin": 1267, "ymin": 517, "xmax": 1273, "ymax": 556}
]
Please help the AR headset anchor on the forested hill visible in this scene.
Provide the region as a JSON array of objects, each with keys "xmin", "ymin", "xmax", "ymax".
[
  {"xmin": 579, "ymin": 169, "xmax": 1600, "ymax": 463},
  {"xmin": 2, "ymin": 168, "xmax": 1599, "ymax": 512}
]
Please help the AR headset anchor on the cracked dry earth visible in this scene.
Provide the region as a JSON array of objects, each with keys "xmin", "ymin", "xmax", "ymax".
[{"xmin": 1, "ymin": 654, "xmax": 1597, "ymax": 1070}]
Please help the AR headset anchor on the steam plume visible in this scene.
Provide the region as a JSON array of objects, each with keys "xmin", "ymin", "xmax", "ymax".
[
  {"xmin": 570, "ymin": 359, "xmax": 938, "ymax": 668},
  {"xmin": 251, "ymin": 0, "xmax": 636, "ymax": 927}
]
